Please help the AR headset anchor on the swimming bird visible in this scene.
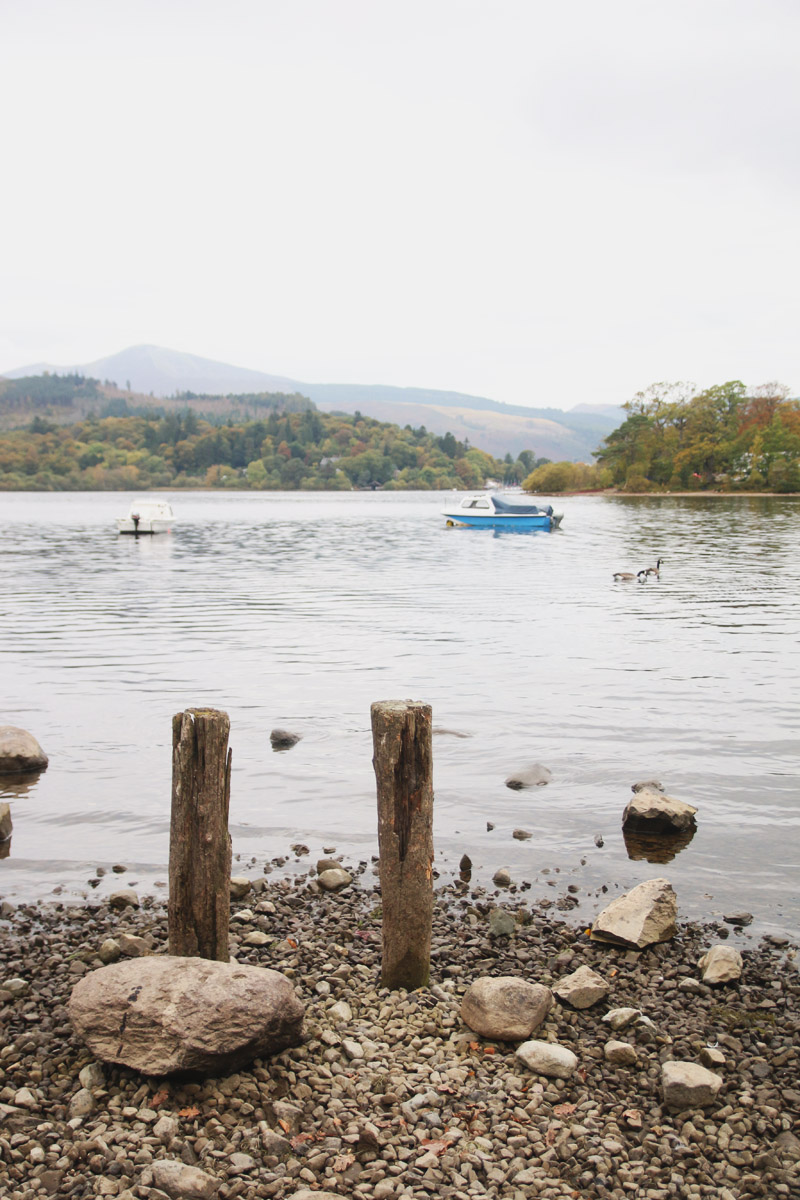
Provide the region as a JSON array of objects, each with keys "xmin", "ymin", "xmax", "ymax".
[
  {"xmin": 613, "ymin": 569, "xmax": 647, "ymax": 581},
  {"xmin": 644, "ymin": 558, "xmax": 665, "ymax": 576}
]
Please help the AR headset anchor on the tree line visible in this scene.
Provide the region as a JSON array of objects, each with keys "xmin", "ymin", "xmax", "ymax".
[
  {"xmin": 0, "ymin": 401, "xmax": 546, "ymax": 492},
  {"xmin": 522, "ymin": 380, "xmax": 799, "ymax": 494}
]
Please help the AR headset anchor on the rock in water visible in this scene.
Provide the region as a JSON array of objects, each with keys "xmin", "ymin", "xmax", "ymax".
[
  {"xmin": 591, "ymin": 878, "xmax": 677, "ymax": 948},
  {"xmin": 505, "ymin": 764, "xmax": 552, "ymax": 790},
  {"xmin": 460, "ymin": 976, "xmax": 552, "ymax": 1041},
  {"xmin": 0, "ymin": 802, "xmax": 11, "ymax": 841},
  {"xmin": 699, "ymin": 944, "xmax": 743, "ymax": 984},
  {"xmin": 0, "ymin": 726, "xmax": 48, "ymax": 774},
  {"xmin": 270, "ymin": 728, "xmax": 302, "ymax": 750},
  {"xmin": 69, "ymin": 956, "xmax": 304, "ymax": 1075},
  {"xmin": 622, "ymin": 786, "xmax": 698, "ymax": 833}
]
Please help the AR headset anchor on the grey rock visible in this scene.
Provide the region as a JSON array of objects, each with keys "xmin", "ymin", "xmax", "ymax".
[
  {"xmin": 723, "ymin": 911, "xmax": 753, "ymax": 927},
  {"xmin": 602, "ymin": 1007, "xmax": 644, "ymax": 1030},
  {"xmin": 505, "ymin": 763, "xmax": 551, "ymax": 789},
  {"xmin": 272, "ymin": 1100, "xmax": 304, "ymax": 1134},
  {"xmin": 631, "ymin": 779, "xmax": 664, "ymax": 793},
  {"xmin": 488, "ymin": 907, "xmax": 517, "ymax": 937},
  {"xmin": 117, "ymin": 932, "xmax": 150, "ymax": 957},
  {"xmin": 662, "ymin": 1061, "xmax": 723, "ymax": 1109},
  {"xmin": 699, "ymin": 945, "xmax": 743, "ymax": 985},
  {"xmin": 228, "ymin": 1152, "xmax": 257, "ymax": 1173},
  {"xmin": 68, "ymin": 1087, "xmax": 95, "ymax": 1118},
  {"xmin": 78, "ymin": 1062, "xmax": 105, "ymax": 1090},
  {"xmin": 229, "ymin": 876, "xmax": 252, "ymax": 899},
  {"xmin": 69, "ymin": 955, "xmax": 304, "ymax": 1075},
  {"xmin": 516, "ymin": 1039, "xmax": 578, "ymax": 1078},
  {"xmin": 151, "ymin": 1160, "xmax": 218, "ymax": 1199},
  {"xmin": 512, "ymin": 828, "xmax": 532, "ymax": 840},
  {"xmin": 98, "ymin": 938, "xmax": 121, "ymax": 964},
  {"xmin": 700, "ymin": 1046, "xmax": 726, "ymax": 1069},
  {"xmin": 460, "ymin": 976, "xmax": 552, "ymax": 1041},
  {"xmin": 259, "ymin": 1122, "xmax": 292, "ymax": 1156},
  {"xmin": 270, "ymin": 728, "xmax": 302, "ymax": 749},
  {"xmin": 592, "ymin": 878, "xmax": 677, "ymax": 948},
  {"xmin": 492, "ymin": 868, "xmax": 512, "ymax": 887},
  {"xmin": 553, "ymin": 964, "xmax": 610, "ymax": 1009},
  {"xmin": 0, "ymin": 726, "xmax": 48, "ymax": 774},
  {"xmin": 316, "ymin": 857, "xmax": 342, "ymax": 874},
  {"xmin": 108, "ymin": 889, "xmax": 139, "ymax": 910}
]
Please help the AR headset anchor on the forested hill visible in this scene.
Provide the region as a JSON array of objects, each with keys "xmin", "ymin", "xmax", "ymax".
[{"xmin": 0, "ymin": 381, "xmax": 547, "ymax": 492}]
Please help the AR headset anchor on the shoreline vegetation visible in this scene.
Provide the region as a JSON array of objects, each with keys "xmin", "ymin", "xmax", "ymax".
[
  {"xmin": 0, "ymin": 868, "xmax": 797, "ymax": 1199},
  {"xmin": 1, "ymin": 373, "xmax": 798, "ymax": 495}
]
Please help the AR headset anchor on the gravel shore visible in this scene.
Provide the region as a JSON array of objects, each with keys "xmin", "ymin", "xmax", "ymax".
[{"xmin": 0, "ymin": 865, "xmax": 798, "ymax": 1200}]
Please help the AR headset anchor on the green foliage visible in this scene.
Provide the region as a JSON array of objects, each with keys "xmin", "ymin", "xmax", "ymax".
[
  {"xmin": 594, "ymin": 380, "xmax": 800, "ymax": 492},
  {"xmin": 0, "ymin": 405, "xmax": 517, "ymax": 492},
  {"xmin": 522, "ymin": 460, "xmax": 610, "ymax": 493}
]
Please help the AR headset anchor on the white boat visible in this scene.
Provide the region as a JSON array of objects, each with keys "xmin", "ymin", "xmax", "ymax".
[
  {"xmin": 116, "ymin": 500, "xmax": 174, "ymax": 535},
  {"xmin": 443, "ymin": 493, "xmax": 563, "ymax": 530}
]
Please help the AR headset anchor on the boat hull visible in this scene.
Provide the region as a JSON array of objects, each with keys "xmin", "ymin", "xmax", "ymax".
[
  {"xmin": 116, "ymin": 519, "xmax": 171, "ymax": 534},
  {"xmin": 444, "ymin": 512, "xmax": 560, "ymax": 529}
]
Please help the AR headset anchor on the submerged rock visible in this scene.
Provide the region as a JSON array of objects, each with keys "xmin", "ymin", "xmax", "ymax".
[
  {"xmin": 0, "ymin": 726, "xmax": 48, "ymax": 774},
  {"xmin": 505, "ymin": 764, "xmax": 552, "ymax": 790},
  {"xmin": 270, "ymin": 728, "xmax": 302, "ymax": 750}
]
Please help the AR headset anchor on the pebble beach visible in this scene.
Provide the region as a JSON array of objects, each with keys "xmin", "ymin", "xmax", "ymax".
[{"xmin": 0, "ymin": 864, "xmax": 798, "ymax": 1200}]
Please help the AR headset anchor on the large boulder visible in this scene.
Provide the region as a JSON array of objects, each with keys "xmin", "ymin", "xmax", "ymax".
[
  {"xmin": 699, "ymin": 945, "xmax": 743, "ymax": 985},
  {"xmin": 622, "ymin": 786, "xmax": 697, "ymax": 833},
  {"xmin": 0, "ymin": 727, "xmax": 48, "ymax": 775},
  {"xmin": 70, "ymin": 955, "xmax": 304, "ymax": 1075},
  {"xmin": 460, "ymin": 976, "xmax": 552, "ymax": 1041},
  {"xmin": 591, "ymin": 878, "xmax": 677, "ymax": 948}
]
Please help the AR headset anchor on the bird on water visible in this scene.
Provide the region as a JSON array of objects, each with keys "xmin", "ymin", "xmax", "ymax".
[
  {"xmin": 613, "ymin": 569, "xmax": 647, "ymax": 581},
  {"xmin": 644, "ymin": 558, "xmax": 665, "ymax": 576}
]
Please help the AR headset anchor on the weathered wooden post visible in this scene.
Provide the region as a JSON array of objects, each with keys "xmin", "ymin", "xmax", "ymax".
[
  {"xmin": 371, "ymin": 700, "xmax": 434, "ymax": 989},
  {"xmin": 168, "ymin": 708, "xmax": 232, "ymax": 962}
]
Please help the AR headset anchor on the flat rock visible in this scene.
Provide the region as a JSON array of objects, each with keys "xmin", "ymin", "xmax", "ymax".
[
  {"xmin": 0, "ymin": 726, "xmax": 48, "ymax": 774},
  {"xmin": 505, "ymin": 764, "xmax": 551, "ymax": 790},
  {"xmin": 460, "ymin": 976, "xmax": 552, "ymax": 1041},
  {"xmin": 662, "ymin": 1061, "xmax": 723, "ymax": 1109},
  {"xmin": 591, "ymin": 878, "xmax": 677, "ymax": 948},
  {"xmin": 553, "ymin": 964, "xmax": 610, "ymax": 1009},
  {"xmin": 622, "ymin": 786, "xmax": 698, "ymax": 833},
  {"xmin": 699, "ymin": 944, "xmax": 743, "ymax": 985},
  {"xmin": 151, "ymin": 1160, "xmax": 218, "ymax": 1199},
  {"xmin": 516, "ymin": 1039, "xmax": 578, "ymax": 1078},
  {"xmin": 69, "ymin": 955, "xmax": 304, "ymax": 1075}
]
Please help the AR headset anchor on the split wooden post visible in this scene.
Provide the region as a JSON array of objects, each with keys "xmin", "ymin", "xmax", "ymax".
[
  {"xmin": 371, "ymin": 700, "xmax": 434, "ymax": 989},
  {"xmin": 168, "ymin": 708, "xmax": 232, "ymax": 962}
]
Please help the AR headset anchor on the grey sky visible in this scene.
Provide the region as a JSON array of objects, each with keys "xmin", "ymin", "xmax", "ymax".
[{"xmin": 2, "ymin": 0, "xmax": 798, "ymax": 408}]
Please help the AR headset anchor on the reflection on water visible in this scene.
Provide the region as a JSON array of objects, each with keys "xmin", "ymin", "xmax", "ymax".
[
  {"xmin": 623, "ymin": 826, "xmax": 696, "ymax": 864},
  {"xmin": 0, "ymin": 490, "xmax": 798, "ymax": 939}
]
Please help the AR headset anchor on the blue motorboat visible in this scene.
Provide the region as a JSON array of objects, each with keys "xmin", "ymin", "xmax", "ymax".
[{"xmin": 443, "ymin": 493, "xmax": 564, "ymax": 530}]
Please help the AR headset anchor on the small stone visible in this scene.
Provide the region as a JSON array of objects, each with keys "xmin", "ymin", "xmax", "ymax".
[
  {"xmin": 317, "ymin": 868, "xmax": 352, "ymax": 891},
  {"xmin": 662, "ymin": 1061, "xmax": 723, "ymax": 1110},
  {"xmin": 328, "ymin": 1000, "xmax": 353, "ymax": 1023},
  {"xmin": 68, "ymin": 1088, "xmax": 96, "ymax": 1118},
  {"xmin": 14, "ymin": 1087, "xmax": 37, "ymax": 1108},
  {"xmin": 512, "ymin": 829, "xmax": 532, "ymax": 840},
  {"xmin": 270, "ymin": 728, "xmax": 302, "ymax": 749},
  {"xmin": 489, "ymin": 908, "xmax": 516, "ymax": 937},
  {"xmin": 723, "ymin": 911, "xmax": 753, "ymax": 926},
  {"xmin": 493, "ymin": 868, "xmax": 512, "ymax": 887},
  {"xmin": 108, "ymin": 889, "xmax": 139, "ymax": 910},
  {"xmin": 0, "ymin": 803, "xmax": 11, "ymax": 841},
  {"xmin": 516, "ymin": 1039, "xmax": 578, "ymax": 1078},
  {"xmin": 230, "ymin": 877, "xmax": 252, "ymax": 899},
  {"xmin": 98, "ymin": 939, "xmax": 121, "ymax": 964},
  {"xmin": 699, "ymin": 945, "xmax": 743, "ymax": 985},
  {"xmin": 700, "ymin": 1046, "xmax": 726, "ymax": 1069},
  {"xmin": 604, "ymin": 1040, "xmax": 638, "ymax": 1067},
  {"xmin": 229, "ymin": 1151, "xmax": 257, "ymax": 1173},
  {"xmin": 342, "ymin": 1038, "xmax": 364, "ymax": 1060},
  {"xmin": 0, "ymin": 725, "xmax": 48, "ymax": 774},
  {"xmin": 505, "ymin": 764, "xmax": 551, "ymax": 789},
  {"xmin": 459, "ymin": 854, "xmax": 472, "ymax": 871},
  {"xmin": 602, "ymin": 1007, "xmax": 643, "ymax": 1030},
  {"xmin": 154, "ymin": 1115, "xmax": 178, "ymax": 1141},
  {"xmin": 117, "ymin": 932, "xmax": 150, "ymax": 957},
  {"xmin": 553, "ymin": 964, "xmax": 609, "ymax": 1009},
  {"xmin": 317, "ymin": 857, "xmax": 342, "ymax": 874},
  {"xmin": 594, "ymin": 834, "xmax": 604, "ymax": 847},
  {"xmin": 243, "ymin": 930, "xmax": 271, "ymax": 946},
  {"xmin": 151, "ymin": 1160, "xmax": 218, "ymax": 1199},
  {"xmin": 78, "ymin": 1062, "xmax": 105, "ymax": 1090}
]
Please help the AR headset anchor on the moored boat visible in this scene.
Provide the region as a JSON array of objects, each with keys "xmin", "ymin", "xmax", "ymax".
[
  {"xmin": 443, "ymin": 493, "xmax": 563, "ymax": 530},
  {"xmin": 116, "ymin": 500, "xmax": 174, "ymax": 535}
]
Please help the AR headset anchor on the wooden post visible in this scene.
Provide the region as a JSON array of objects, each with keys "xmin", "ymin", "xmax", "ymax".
[
  {"xmin": 371, "ymin": 700, "xmax": 434, "ymax": 989},
  {"xmin": 168, "ymin": 708, "xmax": 232, "ymax": 962}
]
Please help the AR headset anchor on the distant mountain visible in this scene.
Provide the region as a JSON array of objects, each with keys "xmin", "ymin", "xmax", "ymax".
[{"xmin": 3, "ymin": 344, "xmax": 621, "ymax": 461}]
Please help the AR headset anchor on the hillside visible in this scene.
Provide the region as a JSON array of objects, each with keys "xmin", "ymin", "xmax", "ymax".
[{"xmin": 2, "ymin": 345, "xmax": 620, "ymax": 462}]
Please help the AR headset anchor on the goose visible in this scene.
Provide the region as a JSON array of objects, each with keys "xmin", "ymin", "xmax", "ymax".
[
  {"xmin": 644, "ymin": 558, "xmax": 665, "ymax": 576},
  {"xmin": 613, "ymin": 569, "xmax": 647, "ymax": 581}
]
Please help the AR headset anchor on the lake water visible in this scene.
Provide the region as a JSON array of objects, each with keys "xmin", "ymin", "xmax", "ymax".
[{"xmin": 1, "ymin": 490, "xmax": 798, "ymax": 941}]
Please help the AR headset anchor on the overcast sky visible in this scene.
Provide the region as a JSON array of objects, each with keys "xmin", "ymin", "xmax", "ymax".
[{"xmin": 2, "ymin": 0, "xmax": 798, "ymax": 409}]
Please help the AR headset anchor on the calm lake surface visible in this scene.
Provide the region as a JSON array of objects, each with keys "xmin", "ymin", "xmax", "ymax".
[{"xmin": 1, "ymin": 490, "xmax": 798, "ymax": 940}]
